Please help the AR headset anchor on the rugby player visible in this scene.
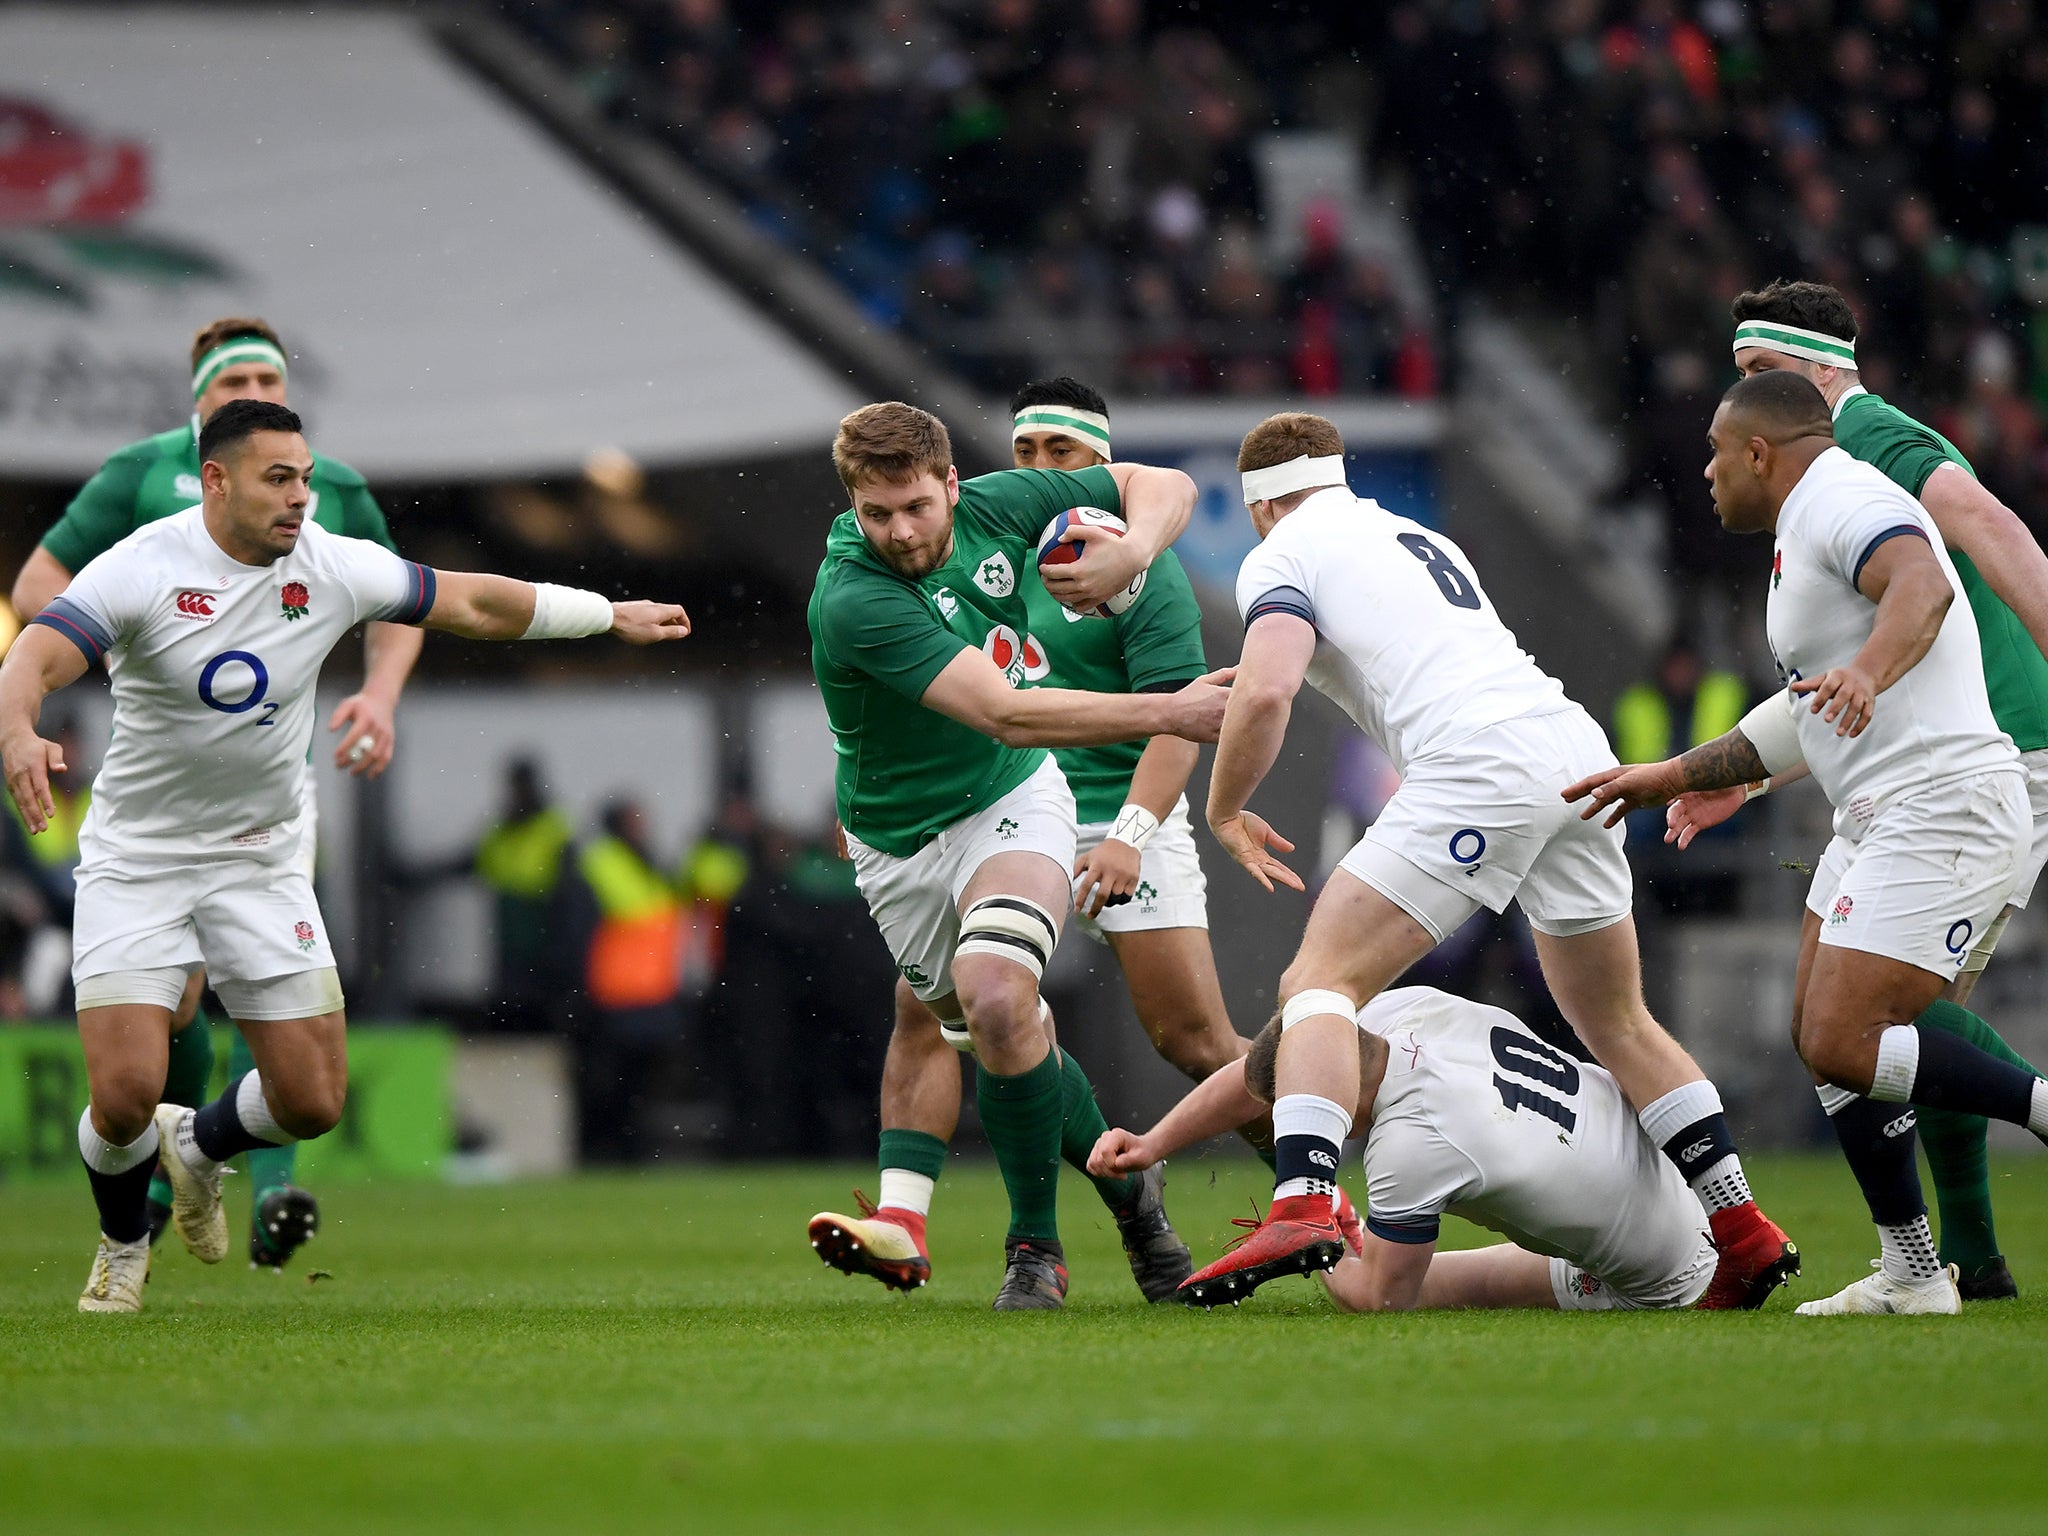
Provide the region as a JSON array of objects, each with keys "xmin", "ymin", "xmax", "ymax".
[
  {"xmin": 804, "ymin": 402, "xmax": 1229, "ymax": 1309},
  {"xmin": 1660, "ymin": 281, "xmax": 2048, "ymax": 1300},
  {"xmin": 11, "ymin": 318, "xmax": 420, "ymax": 1269},
  {"xmin": 1178, "ymin": 412, "xmax": 1792, "ymax": 1310},
  {"xmin": 1569, "ymin": 371, "xmax": 2048, "ymax": 1316},
  {"xmin": 1, "ymin": 401, "xmax": 688, "ymax": 1313},
  {"xmin": 1092, "ymin": 986, "xmax": 1719, "ymax": 1314},
  {"xmin": 811, "ymin": 379, "xmax": 1270, "ymax": 1306}
]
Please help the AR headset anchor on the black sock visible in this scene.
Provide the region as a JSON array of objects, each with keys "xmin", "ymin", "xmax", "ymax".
[
  {"xmin": 1826, "ymin": 1093, "xmax": 1927, "ymax": 1225},
  {"xmin": 1273, "ymin": 1136, "xmax": 1342, "ymax": 1200},
  {"xmin": 83, "ymin": 1159, "xmax": 156, "ymax": 1244},
  {"xmin": 1908, "ymin": 1026, "xmax": 2038, "ymax": 1124},
  {"xmin": 192, "ymin": 1072, "xmax": 272, "ymax": 1162}
]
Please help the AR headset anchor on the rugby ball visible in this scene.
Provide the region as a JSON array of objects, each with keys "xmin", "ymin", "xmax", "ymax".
[{"xmin": 1036, "ymin": 506, "xmax": 1147, "ymax": 617}]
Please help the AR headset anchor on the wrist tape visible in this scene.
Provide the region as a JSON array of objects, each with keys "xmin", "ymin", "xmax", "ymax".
[
  {"xmin": 523, "ymin": 583, "xmax": 613, "ymax": 640},
  {"xmin": 1107, "ymin": 803, "xmax": 1160, "ymax": 852}
]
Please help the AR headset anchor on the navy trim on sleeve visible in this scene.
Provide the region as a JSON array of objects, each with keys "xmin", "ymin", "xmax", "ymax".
[
  {"xmin": 1365, "ymin": 1214, "xmax": 1441, "ymax": 1245},
  {"xmin": 1245, "ymin": 585, "xmax": 1315, "ymax": 628},
  {"xmin": 32, "ymin": 597, "xmax": 111, "ymax": 662},
  {"xmin": 391, "ymin": 561, "xmax": 437, "ymax": 625},
  {"xmin": 1851, "ymin": 524, "xmax": 1929, "ymax": 588}
]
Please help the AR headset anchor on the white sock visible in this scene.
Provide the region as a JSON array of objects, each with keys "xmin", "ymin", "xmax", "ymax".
[
  {"xmin": 1877, "ymin": 1216, "xmax": 1942, "ymax": 1284},
  {"xmin": 1637, "ymin": 1080, "xmax": 1721, "ymax": 1145},
  {"xmin": 1689, "ymin": 1155, "xmax": 1753, "ymax": 1214},
  {"xmin": 235, "ymin": 1070, "xmax": 292, "ymax": 1145},
  {"xmin": 2030, "ymin": 1080, "xmax": 2048, "ymax": 1138},
  {"xmin": 1869, "ymin": 1025, "xmax": 1921, "ymax": 1104},
  {"xmin": 876, "ymin": 1168, "xmax": 934, "ymax": 1218},
  {"xmin": 1273, "ymin": 1093, "xmax": 1353, "ymax": 1202},
  {"xmin": 77, "ymin": 1109, "xmax": 159, "ymax": 1174}
]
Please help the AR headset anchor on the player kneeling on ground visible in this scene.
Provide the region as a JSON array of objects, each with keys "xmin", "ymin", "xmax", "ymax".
[
  {"xmin": 0, "ymin": 399, "xmax": 690, "ymax": 1314},
  {"xmin": 1092, "ymin": 987, "xmax": 1719, "ymax": 1313}
]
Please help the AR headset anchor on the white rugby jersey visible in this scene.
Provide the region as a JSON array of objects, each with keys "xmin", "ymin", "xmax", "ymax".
[
  {"xmin": 34, "ymin": 508, "xmax": 434, "ymax": 867},
  {"xmin": 1233, "ymin": 489, "xmax": 1569, "ymax": 773},
  {"xmin": 1355, "ymin": 988, "xmax": 1705, "ymax": 1292},
  {"xmin": 1762, "ymin": 446, "xmax": 2017, "ymax": 841}
]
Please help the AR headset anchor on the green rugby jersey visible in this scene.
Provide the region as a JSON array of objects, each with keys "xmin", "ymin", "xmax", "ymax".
[
  {"xmin": 1833, "ymin": 387, "xmax": 2048, "ymax": 753},
  {"xmin": 1021, "ymin": 548, "xmax": 1206, "ymax": 824},
  {"xmin": 809, "ymin": 464, "xmax": 1123, "ymax": 856},
  {"xmin": 42, "ymin": 421, "xmax": 397, "ymax": 572}
]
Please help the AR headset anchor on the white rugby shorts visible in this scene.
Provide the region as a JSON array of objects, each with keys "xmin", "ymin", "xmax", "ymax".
[
  {"xmin": 1074, "ymin": 795, "xmax": 1208, "ymax": 941},
  {"xmin": 1338, "ymin": 708, "xmax": 1633, "ymax": 942},
  {"xmin": 1551, "ymin": 1233, "xmax": 1716, "ymax": 1312},
  {"xmin": 844, "ymin": 756, "xmax": 1077, "ymax": 1002},
  {"xmin": 2007, "ymin": 747, "xmax": 2048, "ymax": 911},
  {"xmin": 73, "ymin": 855, "xmax": 337, "ymax": 995},
  {"xmin": 1805, "ymin": 767, "xmax": 2031, "ymax": 979}
]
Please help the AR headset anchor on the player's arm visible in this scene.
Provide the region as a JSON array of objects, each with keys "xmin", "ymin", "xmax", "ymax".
[
  {"xmin": 0, "ymin": 624, "xmax": 90, "ymax": 833},
  {"xmin": 1205, "ymin": 612, "xmax": 1315, "ymax": 892},
  {"xmin": 329, "ymin": 621, "xmax": 425, "ymax": 777},
  {"xmin": 1073, "ymin": 716, "xmax": 1200, "ymax": 917},
  {"xmin": 1567, "ymin": 692, "xmax": 1803, "ymax": 827},
  {"xmin": 420, "ymin": 572, "xmax": 690, "ymax": 645},
  {"xmin": 1087, "ymin": 1056, "xmax": 1268, "ymax": 1174},
  {"xmin": 1789, "ymin": 530, "xmax": 1951, "ymax": 737},
  {"xmin": 1040, "ymin": 462, "xmax": 1196, "ymax": 611},
  {"xmin": 918, "ymin": 649, "xmax": 1229, "ymax": 748},
  {"xmin": 1920, "ymin": 462, "xmax": 2048, "ymax": 656},
  {"xmin": 10, "ymin": 548, "xmax": 74, "ymax": 621},
  {"xmin": 1664, "ymin": 759, "xmax": 1814, "ymax": 849}
]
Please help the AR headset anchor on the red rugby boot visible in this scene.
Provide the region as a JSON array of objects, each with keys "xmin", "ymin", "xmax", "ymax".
[
  {"xmin": 808, "ymin": 1190, "xmax": 931, "ymax": 1293},
  {"xmin": 1697, "ymin": 1200, "xmax": 1800, "ymax": 1310},
  {"xmin": 1178, "ymin": 1195, "xmax": 1345, "ymax": 1308},
  {"xmin": 1332, "ymin": 1186, "xmax": 1365, "ymax": 1257}
]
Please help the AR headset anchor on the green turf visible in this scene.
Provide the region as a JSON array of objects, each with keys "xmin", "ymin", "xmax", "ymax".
[{"xmin": 4, "ymin": 1153, "xmax": 2046, "ymax": 1534}]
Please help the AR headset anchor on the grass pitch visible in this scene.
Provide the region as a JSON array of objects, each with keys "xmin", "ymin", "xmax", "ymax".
[{"xmin": 4, "ymin": 1153, "xmax": 2047, "ymax": 1535}]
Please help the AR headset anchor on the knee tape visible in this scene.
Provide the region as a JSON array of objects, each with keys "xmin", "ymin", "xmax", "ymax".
[
  {"xmin": 954, "ymin": 895, "xmax": 1059, "ymax": 983},
  {"xmin": 75, "ymin": 966, "xmax": 193, "ymax": 1012},
  {"xmin": 1959, "ymin": 910, "xmax": 2012, "ymax": 976},
  {"xmin": 1281, "ymin": 989, "xmax": 1358, "ymax": 1030},
  {"xmin": 938, "ymin": 1010, "xmax": 974, "ymax": 1055}
]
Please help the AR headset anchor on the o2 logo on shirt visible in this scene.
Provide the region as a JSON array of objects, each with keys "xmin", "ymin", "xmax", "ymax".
[
  {"xmin": 198, "ymin": 650, "xmax": 277, "ymax": 727},
  {"xmin": 982, "ymin": 625, "xmax": 1048, "ymax": 686}
]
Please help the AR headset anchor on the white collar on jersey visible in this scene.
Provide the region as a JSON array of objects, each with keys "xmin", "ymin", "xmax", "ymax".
[
  {"xmin": 1831, "ymin": 384, "xmax": 1868, "ymax": 421},
  {"xmin": 1242, "ymin": 453, "xmax": 1347, "ymax": 505}
]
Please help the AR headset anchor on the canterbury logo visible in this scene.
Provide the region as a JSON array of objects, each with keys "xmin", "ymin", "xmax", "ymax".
[
  {"xmin": 173, "ymin": 591, "xmax": 216, "ymax": 619},
  {"xmin": 1307, "ymin": 1149, "xmax": 1338, "ymax": 1170},
  {"xmin": 1883, "ymin": 1112, "xmax": 1917, "ymax": 1139},
  {"xmin": 1679, "ymin": 1137, "xmax": 1716, "ymax": 1164}
]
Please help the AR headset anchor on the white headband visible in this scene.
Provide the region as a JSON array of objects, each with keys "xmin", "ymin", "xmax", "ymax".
[
  {"xmin": 1242, "ymin": 453, "xmax": 1346, "ymax": 505},
  {"xmin": 1732, "ymin": 320, "xmax": 1856, "ymax": 370},
  {"xmin": 1013, "ymin": 406, "xmax": 1112, "ymax": 460}
]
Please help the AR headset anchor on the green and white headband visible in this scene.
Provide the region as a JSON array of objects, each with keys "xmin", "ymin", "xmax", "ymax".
[
  {"xmin": 1731, "ymin": 320, "xmax": 1856, "ymax": 369},
  {"xmin": 1013, "ymin": 406, "xmax": 1111, "ymax": 461},
  {"xmin": 192, "ymin": 337, "xmax": 288, "ymax": 399},
  {"xmin": 1242, "ymin": 453, "xmax": 1346, "ymax": 506}
]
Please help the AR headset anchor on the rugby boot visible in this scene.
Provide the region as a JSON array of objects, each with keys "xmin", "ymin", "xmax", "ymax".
[
  {"xmin": 1178, "ymin": 1195, "xmax": 1343, "ymax": 1308},
  {"xmin": 78, "ymin": 1233, "xmax": 150, "ymax": 1314},
  {"xmin": 1696, "ymin": 1201, "xmax": 1799, "ymax": 1310},
  {"xmin": 1332, "ymin": 1186, "xmax": 1365, "ymax": 1257},
  {"xmin": 152, "ymin": 1104, "xmax": 229, "ymax": 1264},
  {"xmin": 1107, "ymin": 1163, "xmax": 1193, "ymax": 1302},
  {"xmin": 1957, "ymin": 1256, "xmax": 2018, "ymax": 1301},
  {"xmin": 250, "ymin": 1185, "xmax": 321, "ymax": 1271},
  {"xmin": 808, "ymin": 1191, "xmax": 930, "ymax": 1293},
  {"xmin": 1796, "ymin": 1261, "xmax": 1960, "ymax": 1316},
  {"xmin": 992, "ymin": 1239, "xmax": 1067, "ymax": 1310}
]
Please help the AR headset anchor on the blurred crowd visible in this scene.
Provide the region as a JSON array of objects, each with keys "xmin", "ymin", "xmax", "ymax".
[{"xmin": 506, "ymin": 0, "xmax": 2047, "ymax": 576}]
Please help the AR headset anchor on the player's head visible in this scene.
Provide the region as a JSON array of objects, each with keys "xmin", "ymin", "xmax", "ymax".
[
  {"xmin": 834, "ymin": 402, "xmax": 960, "ymax": 580},
  {"xmin": 1010, "ymin": 377, "xmax": 1111, "ymax": 469},
  {"xmin": 198, "ymin": 398, "xmax": 312, "ymax": 559},
  {"xmin": 1730, "ymin": 281, "xmax": 1860, "ymax": 395},
  {"xmin": 190, "ymin": 317, "xmax": 290, "ymax": 420},
  {"xmin": 1705, "ymin": 371, "xmax": 1835, "ymax": 532},
  {"xmin": 1237, "ymin": 413, "xmax": 1347, "ymax": 536},
  {"xmin": 1245, "ymin": 1010, "xmax": 1383, "ymax": 1125}
]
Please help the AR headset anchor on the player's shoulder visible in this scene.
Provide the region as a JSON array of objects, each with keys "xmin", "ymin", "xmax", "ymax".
[
  {"xmin": 88, "ymin": 427, "xmax": 186, "ymax": 480},
  {"xmin": 310, "ymin": 451, "xmax": 369, "ymax": 490}
]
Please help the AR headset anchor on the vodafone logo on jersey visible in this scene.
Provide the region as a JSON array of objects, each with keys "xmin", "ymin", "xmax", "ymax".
[
  {"xmin": 172, "ymin": 590, "xmax": 217, "ymax": 622},
  {"xmin": 983, "ymin": 625, "xmax": 1050, "ymax": 687}
]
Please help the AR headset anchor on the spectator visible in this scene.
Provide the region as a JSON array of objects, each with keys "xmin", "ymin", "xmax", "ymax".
[{"xmin": 470, "ymin": 758, "xmax": 576, "ymax": 1032}]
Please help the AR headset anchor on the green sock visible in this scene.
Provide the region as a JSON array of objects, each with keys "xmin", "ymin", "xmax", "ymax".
[
  {"xmin": 878, "ymin": 1127, "xmax": 947, "ymax": 1183},
  {"xmin": 975, "ymin": 1051, "xmax": 1064, "ymax": 1244},
  {"xmin": 227, "ymin": 1028, "xmax": 299, "ymax": 1203},
  {"xmin": 1915, "ymin": 999, "xmax": 2042, "ymax": 1273},
  {"xmin": 1056, "ymin": 1049, "xmax": 1138, "ymax": 1209}
]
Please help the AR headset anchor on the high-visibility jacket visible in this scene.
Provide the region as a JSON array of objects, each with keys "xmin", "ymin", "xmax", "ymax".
[
  {"xmin": 579, "ymin": 836, "xmax": 682, "ymax": 1010},
  {"xmin": 1614, "ymin": 671, "xmax": 1746, "ymax": 765},
  {"xmin": 7, "ymin": 783, "xmax": 88, "ymax": 869},
  {"xmin": 475, "ymin": 808, "xmax": 573, "ymax": 900}
]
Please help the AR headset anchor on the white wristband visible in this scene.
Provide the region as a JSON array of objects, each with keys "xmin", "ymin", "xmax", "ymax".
[
  {"xmin": 1107, "ymin": 803, "xmax": 1160, "ymax": 852},
  {"xmin": 522, "ymin": 583, "xmax": 614, "ymax": 640}
]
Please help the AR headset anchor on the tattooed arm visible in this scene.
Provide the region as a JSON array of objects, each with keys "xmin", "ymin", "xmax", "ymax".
[{"xmin": 1561, "ymin": 727, "xmax": 1777, "ymax": 830}]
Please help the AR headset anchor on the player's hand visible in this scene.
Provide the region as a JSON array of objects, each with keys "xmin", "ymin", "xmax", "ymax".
[
  {"xmin": 1040, "ymin": 522, "xmax": 1146, "ymax": 611},
  {"xmin": 1210, "ymin": 809, "xmax": 1303, "ymax": 892},
  {"xmin": 1561, "ymin": 760, "xmax": 1685, "ymax": 828},
  {"xmin": 1072, "ymin": 837, "xmax": 1142, "ymax": 917},
  {"xmin": 1168, "ymin": 667, "xmax": 1235, "ymax": 743},
  {"xmin": 1664, "ymin": 786, "xmax": 1747, "ymax": 849},
  {"xmin": 1, "ymin": 731, "xmax": 67, "ymax": 834},
  {"xmin": 609, "ymin": 601, "xmax": 692, "ymax": 645},
  {"xmin": 832, "ymin": 820, "xmax": 851, "ymax": 861},
  {"xmin": 329, "ymin": 690, "xmax": 396, "ymax": 778},
  {"xmin": 1793, "ymin": 665, "xmax": 1876, "ymax": 737},
  {"xmin": 1088, "ymin": 1126, "xmax": 1154, "ymax": 1178}
]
